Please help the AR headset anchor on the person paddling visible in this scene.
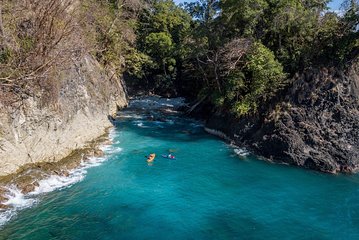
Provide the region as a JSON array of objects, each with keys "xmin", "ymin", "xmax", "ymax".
[
  {"xmin": 146, "ymin": 153, "xmax": 156, "ymax": 162},
  {"xmin": 161, "ymin": 153, "xmax": 175, "ymax": 159}
]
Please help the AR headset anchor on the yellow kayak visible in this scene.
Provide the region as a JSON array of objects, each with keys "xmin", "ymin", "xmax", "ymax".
[{"xmin": 147, "ymin": 153, "xmax": 156, "ymax": 162}]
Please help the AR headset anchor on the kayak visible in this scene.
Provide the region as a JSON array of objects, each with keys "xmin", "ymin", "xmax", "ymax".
[
  {"xmin": 162, "ymin": 154, "xmax": 176, "ymax": 159},
  {"xmin": 147, "ymin": 153, "xmax": 156, "ymax": 162}
]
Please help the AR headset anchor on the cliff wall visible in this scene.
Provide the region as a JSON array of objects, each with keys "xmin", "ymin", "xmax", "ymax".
[
  {"xmin": 0, "ymin": 0, "xmax": 128, "ymax": 176},
  {"xmin": 0, "ymin": 53, "xmax": 127, "ymax": 176},
  {"xmin": 206, "ymin": 62, "xmax": 359, "ymax": 173}
]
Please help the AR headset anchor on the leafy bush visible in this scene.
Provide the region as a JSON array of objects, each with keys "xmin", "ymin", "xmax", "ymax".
[
  {"xmin": 127, "ymin": 0, "xmax": 191, "ymax": 93},
  {"xmin": 125, "ymin": 48, "xmax": 154, "ymax": 78},
  {"xmin": 226, "ymin": 42, "xmax": 287, "ymax": 116}
]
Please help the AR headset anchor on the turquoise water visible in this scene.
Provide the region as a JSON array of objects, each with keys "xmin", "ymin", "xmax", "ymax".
[{"xmin": 1, "ymin": 104, "xmax": 359, "ymax": 239}]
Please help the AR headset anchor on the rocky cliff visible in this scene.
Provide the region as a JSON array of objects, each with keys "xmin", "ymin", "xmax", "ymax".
[
  {"xmin": 206, "ymin": 61, "xmax": 359, "ymax": 173},
  {"xmin": 0, "ymin": 53, "xmax": 127, "ymax": 176},
  {"xmin": 0, "ymin": 0, "xmax": 129, "ymax": 177}
]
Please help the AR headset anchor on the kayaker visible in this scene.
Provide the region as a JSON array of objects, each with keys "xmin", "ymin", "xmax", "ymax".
[{"xmin": 147, "ymin": 153, "xmax": 156, "ymax": 162}]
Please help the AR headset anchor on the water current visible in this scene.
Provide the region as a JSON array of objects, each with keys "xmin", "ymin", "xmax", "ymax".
[{"xmin": 1, "ymin": 97, "xmax": 359, "ymax": 239}]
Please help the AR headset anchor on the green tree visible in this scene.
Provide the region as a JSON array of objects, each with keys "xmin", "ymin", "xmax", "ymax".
[
  {"xmin": 336, "ymin": 0, "xmax": 359, "ymax": 61},
  {"xmin": 225, "ymin": 42, "xmax": 287, "ymax": 116},
  {"xmin": 221, "ymin": 0, "xmax": 268, "ymax": 37},
  {"xmin": 221, "ymin": 0, "xmax": 330, "ymax": 71},
  {"xmin": 125, "ymin": 0, "xmax": 357, "ymax": 118},
  {"xmin": 145, "ymin": 32, "xmax": 174, "ymax": 74},
  {"xmin": 130, "ymin": 0, "xmax": 191, "ymax": 93}
]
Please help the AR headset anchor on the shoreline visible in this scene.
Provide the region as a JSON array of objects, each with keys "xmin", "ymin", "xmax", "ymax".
[
  {"xmin": 204, "ymin": 126, "xmax": 345, "ymax": 174},
  {"xmin": 0, "ymin": 127, "xmax": 116, "ymax": 226}
]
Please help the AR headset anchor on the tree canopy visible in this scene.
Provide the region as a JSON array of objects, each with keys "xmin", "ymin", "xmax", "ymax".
[{"xmin": 124, "ymin": 0, "xmax": 358, "ymax": 115}]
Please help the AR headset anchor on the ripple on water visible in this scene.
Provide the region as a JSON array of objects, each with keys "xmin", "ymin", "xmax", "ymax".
[
  {"xmin": 2, "ymin": 97, "xmax": 359, "ymax": 240},
  {"xmin": 0, "ymin": 143, "xmax": 117, "ymax": 228}
]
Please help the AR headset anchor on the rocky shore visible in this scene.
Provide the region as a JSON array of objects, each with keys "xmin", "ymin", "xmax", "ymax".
[
  {"xmin": 204, "ymin": 62, "xmax": 359, "ymax": 173},
  {"xmin": 0, "ymin": 130, "xmax": 113, "ymax": 211},
  {"xmin": 0, "ymin": 50, "xmax": 128, "ymax": 214}
]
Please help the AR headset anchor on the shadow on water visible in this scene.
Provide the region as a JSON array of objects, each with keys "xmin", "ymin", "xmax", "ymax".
[
  {"xmin": 199, "ymin": 211, "xmax": 266, "ymax": 240},
  {"xmin": 114, "ymin": 111, "xmax": 209, "ymax": 143}
]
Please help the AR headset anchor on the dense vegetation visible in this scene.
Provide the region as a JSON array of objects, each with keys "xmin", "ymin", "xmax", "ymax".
[
  {"xmin": 0, "ymin": 0, "xmax": 142, "ymax": 104},
  {"xmin": 126, "ymin": 0, "xmax": 358, "ymax": 116},
  {"xmin": 1, "ymin": 0, "xmax": 358, "ymax": 117}
]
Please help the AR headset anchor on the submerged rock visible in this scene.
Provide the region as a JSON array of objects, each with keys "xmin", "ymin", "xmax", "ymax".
[
  {"xmin": 19, "ymin": 183, "xmax": 36, "ymax": 194},
  {"xmin": 0, "ymin": 204, "xmax": 9, "ymax": 210},
  {"xmin": 0, "ymin": 187, "xmax": 9, "ymax": 204},
  {"xmin": 93, "ymin": 149, "xmax": 104, "ymax": 157},
  {"xmin": 62, "ymin": 171, "xmax": 70, "ymax": 177}
]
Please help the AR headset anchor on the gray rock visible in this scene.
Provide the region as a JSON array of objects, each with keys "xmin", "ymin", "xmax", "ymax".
[
  {"xmin": 0, "ymin": 54, "xmax": 127, "ymax": 177},
  {"xmin": 206, "ymin": 62, "xmax": 359, "ymax": 173}
]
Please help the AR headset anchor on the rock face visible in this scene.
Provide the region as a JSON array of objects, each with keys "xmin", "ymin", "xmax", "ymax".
[
  {"xmin": 0, "ymin": 54, "xmax": 127, "ymax": 176},
  {"xmin": 206, "ymin": 62, "xmax": 359, "ymax": 173}
]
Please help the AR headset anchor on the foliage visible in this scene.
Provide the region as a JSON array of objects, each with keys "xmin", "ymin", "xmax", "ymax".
[
  {"xmin": 125, "ymin": 48, "xmax": 154, "ymax": 78},
  {"xmin": 177, "ymin": 0, "xmax": 358, "ymax": 117},
  {"xmin": 145, "ymin": 32, "xmax": 175, "ymax": 71},
  {"xmin": 80, "ymin": 0, "xmax": 133, "ymax": 73},
  {"xmin": 2, "ymin": 0, "xmax": 358, "ymax": 117},
  {"xmin": 334, "ymin": 0, "xmax": 359, "ymax": 61},
  {"xmin": 221, "ymin": 0, "xmax": 269, "ymax": 37},
  {"xmin": 0, "ymin": 0, "xmax": 143, "ymax": 104},
  {"xmin": 128, "ymin": 0, "xmax": 192, "ymax": 93},
  {"xmin": 227, "ymin": 42, "xmax": 287, "ymax": 116},
  {"xmin": 0, "ymin": 0, "xmax": 75, "ymax": 104}
]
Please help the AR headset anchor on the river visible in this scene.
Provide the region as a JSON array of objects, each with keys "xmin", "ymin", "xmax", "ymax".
[{"xmin": 0, "ymin": 97, "xmax": 359, "ymax": 239}]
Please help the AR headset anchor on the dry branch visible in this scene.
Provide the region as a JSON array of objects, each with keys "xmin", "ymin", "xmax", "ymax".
[{"xmin": 0, "ymin": 0, "xmax": 77, "ymax": 104}]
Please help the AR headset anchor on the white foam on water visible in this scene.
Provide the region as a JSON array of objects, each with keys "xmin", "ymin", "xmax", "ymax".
[
  {"xmin": 118, "ymin": 114, "xmax": 143, "ymax": 119},
  {"xmin": 132, "ymin": 120, "xmax": 150, "ymax": 128},
  {"xmin": 0, "ymin": 140, "xmax": 119, "ymax": 227},
  {"xmin": 0, "ymin": 210, "xmax": 13, "ymax": 228},
  {"xmin": 108, "ymin": 128, "xmax": 118, "ymax": 141},
  {"xmin": 103, "ymin": 147, "xmax": 123, "ymax": 155},
  {"xmin": 82, "ymin": 157, "xmax": 106, "ymax": 168},
  {"xmin": 100, "ymin": 145, "xmax": 113, "ymax": 152},
  {"xmin": 234, "ymin": 148, "xmax": 250, "ymax": 157},
  {"xmin": 129, "ymin": 96, "xmax": 187, "ymax": 110},
  {"xmin": 100, "ymin": 139, "xmax": 123, "ymax": 155},
  {"xmin": 101, "ymin": 143, "xmax": 123, "ymax": 155},
  {"xmin": 30, "ymin": 169, "xmax": 86, "ymax": 195},
  {"xmin": 0, "ymin": 187, "xmax": 38, "ymax": 228},
  {"xmin": 3, "ymin": 187, "xmax": 37, "ymax": 208}
]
